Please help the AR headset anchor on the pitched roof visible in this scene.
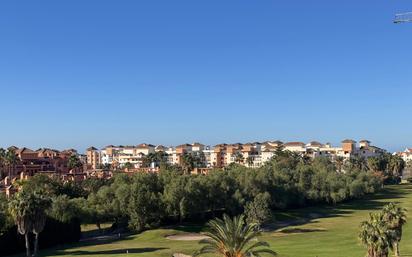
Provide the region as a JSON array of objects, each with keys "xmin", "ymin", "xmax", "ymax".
[
  {"xmin": 176, "ymin": 143, "xmax": 192, "ymax": 148},
  {"xmin": 284, "ymin": 142, "xmax": 305, "ymax": 147},
  {"xmin": 87, "ymin": 147, "xmax": 98, "ymax": 151},
  {"xmin": 16, "ymin": 147, "xmax": 35, "ymax": 154},
  {"xmin": 136, "ymin": 143, "xmax": 155, "ymax": 148},
  {"xmin": 271, "ymin": 140, "xmax": 283, "ymax": 145},
  {"xmin": 261, "ymin": 144, "xmax": 276, "ymax": 151},
  {"xmin": 308, "ymin": 141, "xmax": 323, "ymax": 146},
  {"xmin": 8, "ymin": 146, "xmax": 18, "ymax": 151},
  {"xmin": 342, "ymin": 139, "xmax": 356, "ymax": 143},
  {"xmin": 359, "ymin": 140, "xmax": 371, "ymax": 143}
]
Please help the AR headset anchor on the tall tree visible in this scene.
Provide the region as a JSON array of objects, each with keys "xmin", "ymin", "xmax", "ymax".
[
  {"xmin": 359, "ymin": 212, "xmax": 392, "ymax": 257},
  {"xmin": 246, "ymin": 156, "xmax": 254, "ymax": 167},
  {"xmin": 234, "ymin": 152, "xmax": 244, "ymax": 164},
  {"xmin": 181, "ymin": 153, "xmax": 195, "ymax": 174},
  {"xmin": 244, "ymin": 192, "xmax": 272, "ymax": 227},
  {"xmin": 5, "ymin": 149, "xmax": 18, "ymax": 179},
  {"xmin": 194, "ymin": 214, "xmax": 276, "ymax": 257},
  {"xmin": 0, "ymin": 194, "xmax": 12, "ymax": 233},
  {"xmin": 0, "ymin": 148, "xmax": 6, "ymax": 179},
  {"xmin": 8, "ymin": 190, "xmax": 51, "ymax": 257},
  {"xmin": 382, "ymin": 203, "xmax": 407, "ymax": 257},
  {"xmin": 123, "ymin": 162, "xmax": 133, "ymax": 170},
  {"xmin": 67, "ymin": 154, "xmax": 82, "ymax": 171},
  {"xmin": 334, "ymin": 156, "xmax": 345, "ymax": 172},
  {"xmin": 31, "ymin": 193, "xmax": 52, "ymax": 257},
  {"xmin": 388, "ymin": 155, "xmax": 405, "ymax": 180}
]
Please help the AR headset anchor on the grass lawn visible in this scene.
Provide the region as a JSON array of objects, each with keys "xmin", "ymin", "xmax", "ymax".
[{"xmin": 15, "ymin": 184, "xmax": 412, "ymax": 257}]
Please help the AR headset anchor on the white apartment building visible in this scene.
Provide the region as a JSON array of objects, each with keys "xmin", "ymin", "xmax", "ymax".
[
  {"xmin": 395, "ymin": 148, "xmax": 412, "ymax": 164},
  {"xmin": 87, "ymin": 139, "xmax": 386, "ymax": 171}
]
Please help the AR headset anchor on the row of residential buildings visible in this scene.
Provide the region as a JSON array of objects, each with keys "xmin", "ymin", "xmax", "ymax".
[
  {"xmin": 3, "ymin": 147, "xmax": 82, "ymax": 176},
  {"xmin": 394, "ymin": 148, "xmax": 412, "ymax": 164},
  {"xmin": 86, "ymin": 139, "xmax": 387, "ymax": 170}
]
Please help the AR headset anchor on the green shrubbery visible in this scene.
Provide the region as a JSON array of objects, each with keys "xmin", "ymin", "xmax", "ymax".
[
  {"xmin": 76, "ymin": 153, "xmax": 383, "ymax": 232},
  {"xmin": 0, "ymin": 151, "xmax": 393, "ymax": 251}
]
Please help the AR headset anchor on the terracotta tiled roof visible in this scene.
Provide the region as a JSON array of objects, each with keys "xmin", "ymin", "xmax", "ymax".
[
  {"xmin": 309, "ymin": 141, "xmax": 323, "ymax": 146},
  {"xmin": 16, "ymin": 147, "xmax": 35, "ymax": 154},
  {"xmin": 8, "ymin": 146, "xmax": 18, "ymax": 151},
  {"xmin": 261, "ymin": 144, "xmax": 276, "ymax": 151},
  {"xmin": 284, "ymin": 142, "xmax": 305, "ymax": 147},
  {"xmin": 136, "ymin": 143, "xmax": 155, "ymax": 148},
  {"xmin": 342, "ymin": 139, "xmax": 356, "ymax": 143},
  {"xmin": 359, "ymin": 140, "xmax": 371, "ymax": 143},
  {"xmin": 176, "ymin": 144, "xmax": 192, "ymax": 148},
  {"xmin": 271, "ymin": 140, "xmax": 283, "ymax": 145}
]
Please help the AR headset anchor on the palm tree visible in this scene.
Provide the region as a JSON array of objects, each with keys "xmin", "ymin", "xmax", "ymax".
[
  {"xmin": 8, "ymin": 190, "xmax": 51, "ymax": 257},
  {"xmin": 234, "ymin": 152, "xmax": 244, "ymax": 164},
  {"xmin": 194, "ymin": 214, "xmax": 277, "ymax": 257},
  {"xmin": 382, "ymin": 203, "xmax": 407, "ymax": 257},
  {"xmin": 359, "ymin": 212, "xmax": 392, "ymax": 257},
  {"xmin": 334, "ymin": 156, "xmax": 344, "ymax": 172},
  {"xmin": 9, "ymin": 190, "xmax": 34, "ymax": 257},
  {"xmin": 67, "ymin": 154, "xmax": 82, "ymax": 171},
  {"xmin": 123, "ymin": 162, "xmax": 133, "ymax": 170},
  {"xmin": 367, "ymin": 157, "xmax": 383, "ymax": 173},
  {"xmin": 347, "ymin": 156, "xmax": 368, "ymax": 172},
  {"xmin": 388, "ymin": 156, "xmax": 405, "ymax": 179},
  {"xmin": 0, "ymin": 148, "xmax": 6, "ymax": 179},
  {"xmin": 246, "ymin": 156, "xmax": 254, "ymax": 167},
  {"xmin": 5, "ymin": 149, "xmax": 18, "ymax": 179},
  {"xmin": 31, "ymin": 192, "xmax": 52, "ymax": 257},
  {"xmin": 181, "ymin": 153, "xmax": 195, "ymax": 174}
]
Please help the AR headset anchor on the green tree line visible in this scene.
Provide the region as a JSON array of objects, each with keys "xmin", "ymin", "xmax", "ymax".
[{"xmin": 0, "ymin": 151, "xmax": 402, "ymax": 256}]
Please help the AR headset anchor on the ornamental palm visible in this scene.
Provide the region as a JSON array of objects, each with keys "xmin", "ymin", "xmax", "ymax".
[
  {"xmin": 32, "ymin": 192, "xmax": 52, "ymax": 257},
  {"xmin": 234, "ymin": 152, "xmax": 244, "ymax": 164},
  {"xmin": 9, "ymin": 190, "xmax": 51, "ymax": 257},
  {"xmin": 9, "ymin": 190, "xmax": 35, "ymax": 257},
  {"xmin": 246, "ymin": 157, "xmax": 254, "ymax": 167},
  {"xmin": 359, "ymin": 212, "xmax": 392, "ymax": 257},
  {"xmin": 334, "ymin": 156, "xmax": 344, "ymax": 173},
  {"xmin": 5, "ymin": 149, "xmax": 18, "ymax": 179},
  {"xmin": 382, "ymin": 203, "xmax": 407, "ymax": 257},
  {"xmin": 0, "ymin": 148, "xmax": 6, "ymax": 179},
  {"xmin": 68, "ymin": 154, "xmax": 82, "ymax": 171},
  {"xmin": 194, "ymin": 214, "xmax": 276, "ymax": 257}
]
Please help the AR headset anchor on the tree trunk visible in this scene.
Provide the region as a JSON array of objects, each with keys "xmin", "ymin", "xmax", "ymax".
[
  {"xmin": 33, "ymin": 233, "xmax": 39, "ymax": 257},
  {"xmin": 97, "ymin": 222, "xmax": 101, "ymax": 234},
  {"xmin": 394, "ymin": 242, "xmax": 400, "ymax": 257},
  {"xmin": 24, "ymin": 233, "xmax": 31, "ymax": 257}
]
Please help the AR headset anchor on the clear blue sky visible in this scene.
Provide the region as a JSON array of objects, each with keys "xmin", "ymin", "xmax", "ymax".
[{"xmin": 1, "ymin": 0, "xmax": 411, "ymax": 152}]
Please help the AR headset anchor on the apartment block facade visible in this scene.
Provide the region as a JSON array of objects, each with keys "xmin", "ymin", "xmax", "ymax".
[
  {"xmin": 3, "ymin": 147, "xmax": 82, "ymax": 179},
  {"xmin": 85, "ymin": 139, "xmax": 386, "ymax": 171}
]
